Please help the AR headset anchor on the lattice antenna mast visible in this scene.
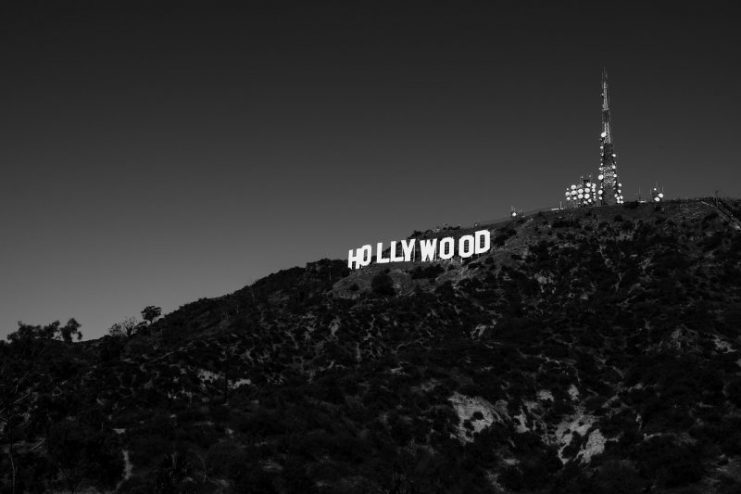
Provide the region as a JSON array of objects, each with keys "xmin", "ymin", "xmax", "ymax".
[{"xmin": 598, "ymin": 69, "xmax": 623, "ymax": 205}]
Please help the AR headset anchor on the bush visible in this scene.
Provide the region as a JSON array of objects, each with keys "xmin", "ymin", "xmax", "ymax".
[
  {"xmin": 592, "ymin": 460, "xmax": 645, "ymax": 494},
  {"xmin": 205, "ymin": 440, "xmax": 246, "ymax": 478},
  {"xmin": 727, "ymin": 377, "xmax": 741, "ymax": 408},
  {"xmin": 47, "ymin": 419, "xmax": 123, "ymax": 491},
  {"xmin": 129, "ymin": 434, "xmax": 172, "ymax": 468},
  {"xmin": 499, "ymin": 465, "xmax": 523, "ymax": 490},
  {"xmin": 551, "ymin": 219, "xmax": 579, "ymax": 228},
  {"xmin": 635, "ymin": 437, "xmax": 704, "ymax": 488},
  {"xmin": 494, "ymin": 228, "xmax": 516, "ymax": 245},
  {"xmin": 117, "ymin": 477, "xmax": 153, "ymax": 494},
  {"xmin": 234, "ymin": 465, "xmax": 279, "ymax": 493},
  {"xmin": 410, "ymin": 265, "xmax": 444, "ymax": 280},
  {"xmin": 371, "ymin": 271, "xmax": 395, "ymax": 296}
]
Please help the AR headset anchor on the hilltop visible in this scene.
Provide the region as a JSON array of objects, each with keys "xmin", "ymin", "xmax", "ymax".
[{"xmin": 2, "ymin": 198, "xmax": 741, "ymax": 494}]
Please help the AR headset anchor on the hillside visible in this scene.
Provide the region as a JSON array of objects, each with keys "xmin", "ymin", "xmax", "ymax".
[{"xmin": 3, "ymin": 198, "xmax": 741, "ymax": 494}]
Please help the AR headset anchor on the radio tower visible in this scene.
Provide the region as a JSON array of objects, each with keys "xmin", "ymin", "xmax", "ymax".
[{"xmin": 598, "ymin": 69, "xmax": 623, "ymax": 205}]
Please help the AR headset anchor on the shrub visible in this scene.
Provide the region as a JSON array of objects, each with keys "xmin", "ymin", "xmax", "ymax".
[
  {"xmin": 494, "ymin": 228, "xmax": 516, "ymax": 245},
  {"xmin": 592, "ymin": 460, "xmax": 645, "ymax": 494},
  {"xmin": 551, "ymin": 219, "xmax": 579, "ymax": 228},
  {"xmin": 727, "ymin": 377, "xmax": 741, "ymax": 408},
  {"xmin": 129, "ymin": 434, "xmax": 172, "ymax": 468},
  {"xmin": 411, "ymin": 265, "xmax": 444, "ymax": 280},
  {"xmin": 635, "ymin": 437, "xmax": 704, "ymax": 488},
  {"xmin": 371, "ymin": 271, "xmax": 395, "ymax": 296},
  {"xmin": 205, "ymin": 440, "xmax": 246, "ymax": 478}
]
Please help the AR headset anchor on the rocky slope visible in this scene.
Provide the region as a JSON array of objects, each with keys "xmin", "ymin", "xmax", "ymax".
[{"xmin": 3, "ymin": 198, "xmax": 741, "ymax": 494}]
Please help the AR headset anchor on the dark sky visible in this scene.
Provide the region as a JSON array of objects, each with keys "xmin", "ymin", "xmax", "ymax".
[{"xmin": 2, "ymin": 1, "xmax": 739, "ymax": 340}]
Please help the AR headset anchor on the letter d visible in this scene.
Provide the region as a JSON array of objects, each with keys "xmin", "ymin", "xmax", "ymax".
[{"xmin": 475, "ymin": 230, "xmax": 491, "ymax": 254}]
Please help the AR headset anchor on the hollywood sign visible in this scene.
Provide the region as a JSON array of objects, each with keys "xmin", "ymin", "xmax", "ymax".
[{"xmin": 348, "ymin": 230, "xmax": 491, "ymax": 269}]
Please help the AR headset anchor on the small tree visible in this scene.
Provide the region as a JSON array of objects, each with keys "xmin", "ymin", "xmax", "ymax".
[
  {"xmin": 8, "ymin": 319, "xmax": 81, "ymax": 344},
  {"xmin": 141, "ymin": 306, "xmax": 162, "ymax": 325},
  {"xmin": 7, "ymin": 321, "xmax": 58, "ymax": 343},
  {"xmin": 59, "ymin": 318, "xmax": 82, "ymax": 343},
  {"xmin": 108, "ymin": 316, "xmax": 140, "ymax": 338}
]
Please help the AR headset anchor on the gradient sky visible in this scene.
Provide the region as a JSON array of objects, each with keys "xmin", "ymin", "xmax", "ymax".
[{"xmin": 2, "ymin": 1, "xmax": 740, "ymax": 340}]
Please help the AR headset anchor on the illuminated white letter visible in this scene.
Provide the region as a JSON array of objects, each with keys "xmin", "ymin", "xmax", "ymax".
[
  {"xmin": 348, "ymin": 244, "xmax": 372, "ymax": 269},
  {"xmin": 475, "ymin": 229, "xmax": 491, "ymax": 254},
  {"xmin": 439, "ymin": 237, "xmax": 454, "ymax": 260},
  {"xmin": 390, "ymin": 241, "xmax": 405, "ymax": 263},
  {"xmin": 376, "ymin": 242, "xmax": 390, "ymax": 264},
  {"xmin": 401, "ymin": 239, "xmax": 415, "ymax": 262},
  {"xmin": 359, "ymin": 245, "xmax": 372, "ymax": 267},
  {"xmin": 458, "ymin": 235, "xmax": 474, "ymax": 258},
  {"xmin": 420, "ymin": 239, "xmax": 437, "ymax": 262}
]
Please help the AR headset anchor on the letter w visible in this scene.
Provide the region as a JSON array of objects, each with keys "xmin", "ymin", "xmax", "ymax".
[{"xmin": 420, "ymin": 239, "xmax": 437, "ymax": 262}]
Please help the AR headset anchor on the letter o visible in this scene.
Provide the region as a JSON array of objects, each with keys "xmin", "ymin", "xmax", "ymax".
[
  {"xmin": 359, "ymin": 245, "xmax": 372, "ymax": 266},
  {"xmin": 458, "ymin": 235, "xmax": 475, "ymax": 258},
  {"xmin": 439, "ymin": 237, "xmax": 454, "ymax": 260}
]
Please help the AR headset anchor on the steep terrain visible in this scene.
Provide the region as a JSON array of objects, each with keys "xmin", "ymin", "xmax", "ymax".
[{"xmin": 3, "ymin": 198, "xmax": 741, "ymax": 494}]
